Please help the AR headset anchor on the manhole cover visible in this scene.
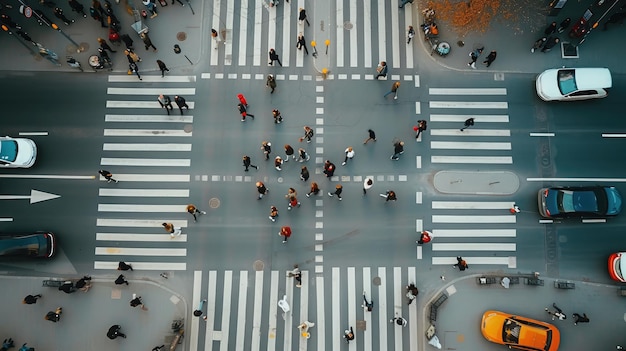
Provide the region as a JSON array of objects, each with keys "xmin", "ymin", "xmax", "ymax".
[
  {"xmin": 176, "ymin": 32, "xmax": 187, "ymax": 41},
  {"xmin": 373, "ymin": 276, "xmax": 381, "ymax": 286},
  {"xmin": 183, "ymin": 124, "xmax": 193, "ymax": 133},
  {"xmin": 253, "ymin": 260, "xmax": 264, "ymax": 271},
  {"xmin": 209, "ymin": 198, "xmax": 221, "ymax": 208},
  {"xmin": 344, "ymin": 21, "xmax": 353, "ymax": 30}
]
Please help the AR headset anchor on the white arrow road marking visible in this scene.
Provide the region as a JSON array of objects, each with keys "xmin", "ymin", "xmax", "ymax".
[{"xmin": 0, "ymin": 189, "xmax": 60, "ymax": 204}]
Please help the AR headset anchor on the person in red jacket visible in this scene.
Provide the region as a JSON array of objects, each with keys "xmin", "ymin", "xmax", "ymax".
[{"xmin": 279, "ymin": 226, "xmax": 292, "ymax": 243}]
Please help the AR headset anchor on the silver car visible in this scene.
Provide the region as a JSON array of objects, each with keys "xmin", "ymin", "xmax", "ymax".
[
  {"xmin": 535, "ymin": 67, "xmax": 612, "ymax": 101},
  {"xmin": 0, "ymin": 136, "xmax": 37, "ymax": 168}
]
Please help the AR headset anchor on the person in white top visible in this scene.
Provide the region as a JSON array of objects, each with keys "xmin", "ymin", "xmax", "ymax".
[
  {"xmin": 342, "ymin": 147, "xmax": 355, "ymax": 165},
  {"xmin": 363, "ymin": 177, "xmax": 374, "ymax": 195}
]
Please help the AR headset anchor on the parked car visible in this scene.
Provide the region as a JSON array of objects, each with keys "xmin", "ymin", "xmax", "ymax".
[
  {"xmin": 608, "ymin": 252, "xmax": 626, "ymax": 282},
  {"xmin": 0, "ymin": 136, "xmax": 37, "ymax": 168},
  {"xmin": 535, "ymin": 67, "xmax": 612, "ymax": 101},
  {"xmin": 481, "ymin": 310, "xmax": 560, "ymax": 351},
  {"xmin": 0, "ymin": 232, "xmax": 56, "ymax": 258},
  {"xmin": 537, "ymin": 186, "xmax": 622, "ymax": 218}
]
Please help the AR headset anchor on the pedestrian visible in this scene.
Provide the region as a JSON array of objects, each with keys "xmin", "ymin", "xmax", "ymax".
[
  {"xmin": 54, "ymin": 7, "xmax": 74, "ymax": 25},
  {"xmin": 158, "ymin": 94, "xmax": 173, "ymax": 115},
  {"xmin": 343, "ymin": 327, "xmax": 354, "ymax": 343},
  {"xmin": 288, "ymin": 265, "xmax": 302, "ymax": 287},
  {"xmin": 279, "ymin": 226, "xmax": 292, "ymax": 243},
  {"xmin": 467, "ymin": 46, "xmax": 483, "ymax": 69},
  {"xmin": 384, "ymin": 81, "xmax": 401, "ymax": 99},
  {"xmin": 510, "ymin": 204, "xmax": 521, "ymax": 214},
  {"xmin": 573, "ymin": 313, "xmax": 589, "ymax": 325},
  {"xmin": 211, "ymin": 28, "xmax": 221, "ymax": 46},
  {"xmin": 44, "ymin": 307, "xmax": 62, "ymax": 322},
  {"xmin": 269, "ymin": 205, "xmax": 279, "ymax": 222},
  {"xmin": 390, "ymin": 316, "xmax": 407, "ymax": 326},
  {"xmin": 238, "ymin": 102, "xmax": 254, "ymax": 121},
  {"xmin": 118, "ymin": 261, "xmax": 133, "ymax": 271},
  {"xmin": 453, "ymin": 256, "xmax": 469, "ymax": 271},
  {"xmin": 274, "ymin": 156, "xmax": 284, "ymax": 171},
  {"xmin": 544, "ymin": 21, "xmax": 557, "ymax": 35},
  {"xmin": 256, "ymin": 181, "xmax": 269, "ymax": 199},
  {"xmin": 130, "ymin": 295, "xmax": 147, "ymax": 310},
  {"xmin": 162, "ymin": 222, "xmax": 182, "ymax": 238},
  {"xmin": 266, "ymin": 74, "xmax": 277, "ymax": 93},
  {"xmin": 545, "ymin": 303, "xmax": 566, "ymax": 320},
  {"xmin": 121, "ymin": 33, "xmax": 134, "ymax": 50},
  {"xmin": 186, "ymin": 204, "xmax": 206, "ymax": 222},
  {"xmin": 415, "ymin": 120, "xmax": 427, "ymax": 139},
  {"xmin": 261, "ymin": 141, "xmax": 272, "ymax": 160},
  {"xmin": 298, "ymin": 148, "xmax": 310, "ymax": 162},
  {"xmin": 58, "ymin": 281, "xmax": 76, "ymax": 294},
  {"xmin": 286, "ymin": 189, "xmax": 301, "ymax": 209},
  {"xmin": 174, "ymin": 96, "xmax": 189, "ymax": 115},
  {"xmin": 2, "ymin": 339, "xmax": 14, "ymax": 350},
  {"xmin": 398, "ymin": 0, "xmax": 414, "ymax": 8},
  {"xmin": 557, "ymin": 17, "xmax": 571, "ymax": 33},
  {"xmin": 143, "ymin": 0, "xmax": 158, "ymax": 18},
  {"xmin": 284, "ymin": 144, "xmax": 295, "ymax": 161},
  {"xmin": 391, "ymin": 141, "xmax": 404, "ymax": 160},
  {"xmin": 362, "ymin": 291, "xmax": 374, "ymax": 311},
  {"xmin": 541, "ymin": 37, "xmax": 560, "ymax": 52},
  {"xmin": 124, "ymin": 49, "xmax": 141, "ymax": 63},
  {"xmin": 406, "ymin": 283, "xmax": 419, "ymax": 304},
  {"xmin": 296, "ymin": 33, "xmax": 308, "ymax": 54},
  {"xmin": 375, "ymin": 61, "xmax": 388, "ymax": 79},
  {"xmin": 69, "ymin": 0, "xmax": 88, "ymax": 18},
  {"xmin": 482, "ymin": 50, "xmax": 497, "ymax": 67},
  {"xmin": 156, "ymin": 59, "xmax": 169, "ymax": 77},
  {"xmin": 328, "ymin": 184, "xmax": 343, "ymax": 200},
  {"xmin": 75, "ymin": 275, "xmax": 92, "ymax": 292},
  {"xmin": 301, "ymin": 126, "xmax": 314, "ymax": 143},
  {"xmin": 16, "ymin": 30, "xmax": 35, "ymax": 45},
  {"xmin": 243, "ymin": 155, "xmax": 258, "ymax": 171},
  {"xmin": 380, "ymin": 190, "xmax": 397, "ymax": 202},
  {"xmin": 530, "ymin": 37, "xmax": 547, "ymax": 53},
  {"xmin": 306, "ymin": 182, "xmax": 320, "ymax": 197},
  {"xmin": 22, "ymin": 294, "xmax": 42, "ymax": 304},
  {"xmin": 300, "ymin": 166, "xmax": 309, "ymax": 181},
  {"xmin": 193, "ymin": 299, "xmax": 207, "ymax": 317},
  {"xmin": 323, "ymin": 160, "xmax": 336, "ymax": 178},
  {"xmin": 363, "ymin": 177, "xmax": 373, "ymax": 195},
  {"xmin": 460, "ymin": 117, "xmax": 474, "ymax": 131},
  {"xmin": 417, "ymin": 230, "xmax": 432, "ymax": 245},
  {"xmin": 129, "ymin": 62, "xmax": 142, "ymax": 80},
  {"xmin": 363, "ymin": 129, "xmax": 377, "ymax": 144},
  {"xmin": 98, "ymin": 37, "xmax": 116, "ymax": 53},
  {"xmin": 140, "ymin": 32, "xmax": 157, "ymax": 51},
  {"xmin": 152, "ymin": 345, "xmax": 166, "ymax": 351},
  {"xmin": 272, "ymin": 109, "xmax": 283, "ymax": 124},
  {"xmin": 98, "ymin": 169, "xmax": 118, "ymax": 183},
  {"xmin": 268, "ymin": 48, "xmax": 282, "ymax": 66},
  {"xmin": 115, "ymin": 274, "xmax": 129, "ymax": 285},
  {"xmin": 342, "ymin": 147, "xmax": 355, "ymax": 166},
  {"xmin": 107, "ymin": 325, "xmax": 127, "ymax": 339},
  {"xmin": 285, "ymin": 187, "xmax": 297, "ymax": 200},
  {"xmin": 19, "ymin": 343, "xmax": 34, "ymax": 351},
  {"xmin": 89, "ymin": 5, "xmax": 107, "ymax": 27},
  {"xmin": 298, "ymin": 8, "xmax": 310, "ymax": 26},
  {"xmin": 407, "ymin": 25, "xmax": 415, "ymax": 44}
]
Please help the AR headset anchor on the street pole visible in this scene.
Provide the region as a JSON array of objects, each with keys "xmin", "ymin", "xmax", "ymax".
[{"xmin": 1, "ymin": 24, "xmax": 36, "ymax": 55}]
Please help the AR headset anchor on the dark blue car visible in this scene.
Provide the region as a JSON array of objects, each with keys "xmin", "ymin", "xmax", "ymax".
[
  {"xmin": 0, "ymin": 232, "xmax": 56, "ymax": 258},
  {"xmin": 538, "ymin": 186, "xmax": 622, "ymax": 218}
]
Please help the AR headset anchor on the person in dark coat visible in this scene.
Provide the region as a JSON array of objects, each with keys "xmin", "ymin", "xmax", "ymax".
[
  {"xmin": 22, "ymin": 294, "xmax": 42, "ymax": 304},
  {"xmin": 541, "ymin": 37, "xmax": 560, "ymax": 52},
  {"xmin": 242, "ymin": 155, "xmax": 258, "ymax": 171},
  {"xmin": 54, "ymin": 7, "xmax": 74, "ymax": 25},
  {"xmin": 58, "ymin": 281, "xmax": 76, "ymax": 294},
  {"xmin": 158, "ymin": 95, "xmax": 173, "ymax": 115},
  {"xmin": 323, "ymin": 160, "xmax": 336, "ymax": 177},
  {"xmin": 157, "ymin": 59, "xmax": 169, "ymax": 77},
  {"xmin": 391, "ymin": 141, "xmax": 404, "ymax": 160},
  {"xmin": 296, "ymin": 33, "xmax": 308, "ymax": 55},
  {"xmin": 460, "ymin": 117, "xmax": 475, "ymax": 131},
  {"xmin": 140, "ymin": 32, "xmax": 157, "ymax": 51},
  {"xmin": 298, "ymin": 8, "xmax": 310, "ymax": 26},
  {"xmin": 174, "ymin": 96, "xmax": 189, "ymax": 115},
  {"xmin": 107, "ymin": 325, "xmax": 126, "ymax": 339},
  {"xmin": 115, "ymin": 274, "xmax": 129, "ymax": 285},
  {"xmin": 482, "ymin": 50, "xmax": 497, "ymax": 67},
  {"xmin": 69, "ymin": 0, "xmax": 88, "ymax": 18},
  {"xmin": 300, "ymin": 166, "xmax": 309, "ymax": 181},
  {"xmin": 120, "ymin": 34, "xmax": 134, "ymax": 50},
  {"xmin": 117, "ymin": 261, "xmax": 133, "ymax": 271},
  {"xmin": 268, "ymin": 48, "xmax": 282, "ymax": 66},
  {"xmin": 544, "ymin": 21, "xmax": 557, "ymax": 35},
  {"xmin": 266, "ymin": 74, "xmax": 277, "ymax": 93}
]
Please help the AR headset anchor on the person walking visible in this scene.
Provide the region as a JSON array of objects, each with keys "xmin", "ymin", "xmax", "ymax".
[
  {"xmin": 140, "ymin": 32, "xmax": 157, "ymax": 51},
  {"xmin": 174, "ymin": 96, "xmax": 189, "ymax": 115},
  {"xmin": 482, "ymin": 50, "xmax": 497, "ymax": 67},
  {"xmin": 243, "ymin": 155, "xmax": 258, "ymax": 171},
  {"xmin": 363, "ymin": 129, "xmax": 377, "ymax": 144},
  {"xmin": 266, "ymin": 74, "xmax": 277, "ymax": 93},
  {"xmin": 541, "ymin": 37, "xmax": 560, "ymax": 53},
  {"xmin": 301, "ymin": 126, "xmax": 314, "ymax": 143},
  {"xmin": 115, "ymin": 274, "xmax": 129, "ymax": 285},
  {"xmin": 211, "ymin": 28, "xmax": 221, "ymax": 46},
  {"xmin": 284, "ymin": 144, "xmax": 295, "ymax": 161},
  {"xmin": 384, "ymin": 81, "xmax": 401, "ymax": 99},
  {"xmin": 152, "ymin": 345, "xmax": 166, "ymax": 351},
  {"xmin": 157, "ymin": 59, "xmax": 169, "ymax": 77},
  {"xmin": 98, "ymin": 37, "xmax": 116, "ymax": 53},
  {"xmin": 375, "ymin": 61, "xmax": 388, "ymax": 79},
  {"xmin": 298, "ymin": 148, "xmax": 310, "ymax": 162},
  {"xmin": 69, "ymin": 0, "xmax": 88, "ymax": 18},
  {"xmin": 417, "ymin": 230, "xmax": 432, "ymax": 245},
  {"xmin": 158, "ymin": 94, "xmax": 173, "ymax": 115},
  {"xmin": 273, "ymin": 109, "xmax": 283, "ymax": 123},
  {"xmin": 124, "ymin": 49, "xmax": 141, "ymax": 64},
  {"xmin": 274, "ymin": 156, "xmax": 284, "ymax": 171},
  {"xmin": 530, "ymin": 37, "xmax": 547, "ymax": 53},
  {"xmin": 407, "ymin": 25, "xmax": 415, "ymax": 44},
  {"xmin": 279, "ymin": 226, "xmax": 292, "ymax": 243},
  {"xmin": 256, "ymin": 181, "xmax": 269, "ymax": 199},
  {"xmin": 187, "ymin": 204, "xmax": 206, "ymax": 222},
  {"xmin": 75, "ymin": 275, "xmax": 92, "ymax": 292},
  {"xmin": 129, "ymin": 62, "xmax": 142, "ymax": 80},
  {"xmin": 44, "ymin": 307, "xmax": 63, "ymax": 322},
  {"xmin": 306, "ymin": 182, "xmax": 320, "ymax": 197},
  {"xmin": 288, "ymin": 265, "xmax": 303, "ymax": 287},
  {"xmin": 323, "ymin": 160, "xmax": 336, "ymax": 178},
  {"xmin": 237, "ymin": 93, "xmax": 248, "ymax": 107},
  {"xmin": 298, "ymin": 8, "xmax": 310, "ymax": 26},
  {"xmin": 269, "ymin": 205, "xmax": 278, "ymax": 222},
  {"xmin": 19, "ymin": 343, "xmax": 34, "ymax": 351},
  {"xmin": 121, "ymin": 34, "xmax": 134, "ymax": 50},
  {"xmin": 2, "ymin": 339, "xmax": 14, "ymax": 350},
  {"xmin": 460, "ymin": 117, "xmax": 475, "ymax": 131},
  {"xmin": 193, "ymin": 299, "xmax": 207, "ymax": 317},
  {"xmin": 398, "ymin": 0, "xmax": 414, "ymax": 8},
  {"xmin": 99, "ymin": 169, "xmax": 118, "ymax": 183},
  {"xmin": 467, "ymin": 46, "xmax": 483, "ymax": 68},
  {"xmin": 261, "ymin": 141, "xmax": 272, "ymax": 160},
  {"xmin": 238, "ymin": 102, "xmax": 254, "ymax": 121},
  {"xmin": 343, "ymin": 327, "xmax": 354, "ymax": 343},
  {"xmin": 296, "ymin": 33, "xmax": 308, "ymax": 55},
  {"xmin": 287, "ymin": 195, "xmax": 301, "ymax": 210},
  {"xmin": 89, "ymin": 3, "xmax": 107, "ymax": 27},
  {"xmin": 54, "ymin": 7, "xmax": 74, "ymax": 25},
  {"xmin": 118, "ymin": 261, "xmax": 133, "ymax": 271},
  {"xmin": 363, "ymin": 177, "xmax": 374, "ymax": 195},
  {"xmin": 143, "ymin": 0, "xmax": 158, "ymax": 18},
  {"xmin": 557, "ymin": 17, "xmax": 571, "ymax": 33},
  {"xmin": 415, "ymin": 120, "xmax": 427, "ymax": 139},
  {"xmin": 22, "ymin": 294, "xmax": 42, "ymax": 304},
  {"xmin": 162, "ymin": 222, "xmax": 182, "ymax": 238},
  {"xmin": 390, "ymin": 316, "xmax": 407, "ymax": 326},
  {"xmin": 342, "ymin": 147, "xmax": 355, "ymax": 166},
  {"xmin": 573, "ymin": 313, "xmax": 589, "ymax": 325},
  {"xmin": 453, "ymin": 256, "xmax": 469, "ymax": 271},
  {"xmin": 107, "ymin": 325, "xmax": 127, "ymax": 339},
  {"xmin": 58, "ymin": 281, "xmax": 76, "ymax": 294},
  {"xmin": 391, "ymin": 141, "xmax": 404, "ymax": 160},
  {"xmin": 380, "ymin": 190, "xmax": 397, "ymax": 202},
  {"xmin": 268, "ymin": 48, "xmax": 282, "ymax": 66},
  {"xmin": 130, "ymin": 295, "xmax": 147, "ymax": 310},
  {"xmin": 544, "ymin": 21, "xmax": 557, "ymax": 35},
  {"xmin": 300, "ymin": 166, "xmax": 310, "ymax": 181},
  {"xmin": 362, "ymin": 291, "xmax": 374, "ymax": 311},
  {"xmin": 328, "ymin": 184, "xmax": 343, "ymax": 200}
]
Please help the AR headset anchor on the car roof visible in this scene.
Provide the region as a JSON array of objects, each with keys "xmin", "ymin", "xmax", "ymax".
[{"xmin": 570, "ymin": 68, "xmax": 612, "ymax": 90}]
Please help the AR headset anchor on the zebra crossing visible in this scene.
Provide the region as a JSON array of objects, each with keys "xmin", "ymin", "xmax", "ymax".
[
  {"xmin": 93, "ymin": 75, "xmax": 197, "ymax": 271},
  {"xmin": 189, "ymin": 267, "xmax": 421, "ymax": 351},
  {"xmin": 209, "ymin": 0, "xmax": 417, "ymax": 68}
]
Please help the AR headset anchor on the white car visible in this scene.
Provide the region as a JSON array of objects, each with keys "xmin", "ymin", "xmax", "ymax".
[
  {"xmin": 535, "ymin": 67, "xmax": 612, "ymax": 101},
  {"xmin": 0, "ymin": 136, "xmax": 37, "ymax": 168}
]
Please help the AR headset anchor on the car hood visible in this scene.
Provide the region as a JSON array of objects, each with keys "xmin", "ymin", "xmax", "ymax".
[
  {"xmin": 14, "ymin": 138, "xmax": 37, "ymax": 167},
  {"xmin": 536, "ymin": 69, "xmax": 561, "ymax": 100}
]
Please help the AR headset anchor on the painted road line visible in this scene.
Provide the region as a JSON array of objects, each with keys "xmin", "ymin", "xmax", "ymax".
[
  {"xmin": 417, "ymin": 245, "xmax": 422, "ymax": 260},
  {"xmin": 238, "ymin": 0, "xmax": 248, "ymax": 66},
  {"xmin": 104, "ymin": 129, "xmax": 192, "ymax": 137},
  {"xmin": 404, "ymin": 7, "xmax": 413, "ymax": 69},
  {"xmin": 363, "ymin": 0, "xmax": 372, "ymax": 68},
  {"xmin": 429, "ymin": 88, "xmax": 507, "ymax": 95},
  {"xmin": 0, "ymin": 174, "xmax": 94, "ymax": 179},
  {"xmin": 432, "ymin": 229, "xmax": 516, "ymax": 238},
  {"xmin": 527, "ymin": 177, "xmax": 626, "ymax": 182},
  {"xmin": 266, "ymin": 270, "xmax": 279, "ymax": 351},
  {"xmin": 19, "ymin": 131, "xmax": 48, "ymax": 136},
  {"xmin": 432, "ymin": 243, "xmax": 516, "ymax": 251},
  {"xmin": 430, "ymin": 129, "xmax": 511, "ymax": 136},
  {"xmin": 210, "ymin": 0, "xmax": 220, "ymax": 65},
  {"xmin": 94, "ymin": 261, "xmax": 186, "ymax": 270},
  {"xmin": 429, "ymin": 101, "xmax": 508, "ymax": 109},
  {"xmin": 430, "ymin": 141, "xmax": 511, "ymax": 150},
  {"xmin": 235, "ymin": 271, "xmax": 249, "ymax": 351},
  {"xmin": 96, "ymin": 218, "xmax": 188, "ymax": 227},
  {"xmin": 582, "ymin": 219, "xmax": 607, "ymax": 223},
  {"xmin": 95, "ymin": 247, "xmax": 186, "ymax": 256},
  {"xmin": 99, "ymin": 189, "xmax": 190, "ymax": 197},
  {"xmin": 332, "ymin": 267, "xmax": 341, "ymax": 351},
  {"xmin": 100, "ymin": 158, "xmax": 191, "ymax": 167},
  {"xmin": 530, "ymin": 132, "xmax": 555, "ymax": 137},
  {"xmin": 96, "ymin": 233, "xmax": 188, "ymax": 242},
  {"xmin": 432, "ymin": 201, "xmax": 515, "ymax": 209},
  {"xmin": 377, "ymin": 0, "xmax": 386, "ymax": 66},
  {"xmin": 281, "ymin": 3, "xmax": 290, "ymax": 67},
  {"xmin": 190, "ymin": 271, "xmax": 202, "ymax": 351},
  {"xmin": 220, "ymin": 270, "xmax": 233, "ymax": 351},
  {"xmin": 432, "ymin": 215, "xmax": 516, "ymax": 223},
  {"xmin": 224, "ymin": 0, "xmax": 235, "ymax": 66},
  {"xmin": 430, "ymin": 114, "xmax": 509, "ymax": 122},
  {"xmin": 108, "ymin": 75, "xmax": 197, "ymax": 83},
  {"xmin": 363, "ymin": 267, "xmax": 372, "ymax": 351},
  {"xmin": 205, "ymin": 271, "xmax": 218, "ymax": 351},
  {"xmin": 105, "ymin": 114, "xmax": 193, "ymax": 123},
  {"xmin": 0, "ymin": 218, "xmax": 13, "ymax": 222},
  {"xmin": 316, "ymin": 274, "xmax": 325, "ymax": 351},
  {"xmin": 378, "ymin": 267, "xmax": 388, "ymax": 351},
  {"xmin": 602, "ymin": 134, "xmax": 626, "ymax": 138},
  {"xmin": 350, "ymin": 0, "xmax": 358, "ymax": 67},
  {"xmin": 347, "ymin": 267, "xmax": 357, "ymax": 350},
  {"xmin": 251, "ymin": 270, "xmax": 263, "ymax": 351},
  {"xmin": 431, "ymin": 156, "xmax": 513, "ymax": 164},
  {"xmin": 97, "ymin": 204, "xmax": 186, "ymax": 212},
  {"xmin": 336, "ymin": 0, "xmax": 344, "ymax": 67},
  {"xmin": 539, "ymin": 219, "xmax": 554, "ymax": 224},
  {"xmin": 432, "ymin": 256, "xmax": 514, "ymax": 266},
  {"xmin": 408, "ymin": 266, "xmax": 418, "ymax": 351},
  {"xmin": 298, "ymin": 270, "xmax": 309, "ymax": 351},
  {"xmin": 283, "ymin": 271, "xmax": 294, "ymax": 351},
  {"xmin": 107, "ymin": 174, "xmax": 190, "ymax": 182},
  {"xmin": 103, "ymin": 143, "xmax": 192, "ymax": 151},
  {"xmin": 107, "ymin": 88, "xmax": 196, "ymax": 95},
  {"xmin": 390, "ymin": 0, "xmax": 400, "ymax": 68},
  {"xmin": 393, "ymin": 267, "xmax": 403, "ymax": 351},
  {"xmin": 252, "ymin": 0, "xmax": 262, "ymax": 66},
  {"xmin": 106, "ymin": 101, "xmax": 196, "ymax": 108}
]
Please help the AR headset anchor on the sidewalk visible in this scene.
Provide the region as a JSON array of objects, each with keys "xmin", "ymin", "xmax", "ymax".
[{"xmin": 1, "ymin": 275, "xmax": 186, "ymax": 350}]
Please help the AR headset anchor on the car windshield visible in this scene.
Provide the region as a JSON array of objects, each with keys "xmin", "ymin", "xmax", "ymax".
[
  {"xmin": 0, "ymin": 140, "xmax": 18, "ymax": 163},
  {"xmin": 557, "ymin": 189, "xmax": 607, "ymax": 213},
  {"xmin": 502, "ymin": 319, "xmax": 521, "ymax": 344},
  {"xmin": 558, "ymin": 69, "xmax": 577, "ymax": 95}
]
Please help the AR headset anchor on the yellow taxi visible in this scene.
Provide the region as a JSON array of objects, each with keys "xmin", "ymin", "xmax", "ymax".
[{"xmin": 481, "ymin": 310, "xmax": 560, "ymax": 351}]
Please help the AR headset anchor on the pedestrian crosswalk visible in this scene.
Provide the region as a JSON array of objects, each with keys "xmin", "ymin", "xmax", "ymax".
[
  {"xmin": 208, "ymin": 0, "xmax": 417, "ymax": 69},
  {"xmin": 94, "ymin": 75, "xmax": 197, "ymax": 271},
  {"xmin": 189, "ymin": 267, "xmax": 420, "ymax": 351}
]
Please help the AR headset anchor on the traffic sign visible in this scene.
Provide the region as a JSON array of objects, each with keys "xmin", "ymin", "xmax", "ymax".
[{"xmin": 23, "ymin": 6, "xmax": 32, "ymax": 18}]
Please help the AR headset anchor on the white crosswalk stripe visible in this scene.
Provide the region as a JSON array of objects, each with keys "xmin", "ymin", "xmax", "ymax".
[
  {"xmin": 94, "ymin": 75, "xmax": 196, "ymax": 270},
  {"xmin": 189, "ymin": 267, "xmax": 421, "ymax": 351}
]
